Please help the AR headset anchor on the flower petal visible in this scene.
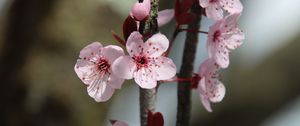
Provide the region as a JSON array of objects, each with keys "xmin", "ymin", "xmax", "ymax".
[
  {"xmin": 112, "ymin": 120, "xmax": 129, "ymax": 126},
  {"xmin": 154, "ymin": 57, "xmax": 176, "ymax": 80},
  {"xmin": 108, "ymin": 73, "xmax": 125, "ymax": 89},
  {"xmin": 199, "ymin": 0, "xmax": 210, "ymax": 7},
  {"xmin": 198, "ymin": 78, "xmax": 213, "ymax": 112},
  {"xmin": 130, "ymin": 0, "xmax": 151, "ymax": 21},
  {"xmin": 87, "ymin": 74, "xmax": 115, "ymax": 102},
  {"xmin": 144, "ymin": 33, "xmax": 169, "ymax": 57},
  {"xmin": 126, "ymin": 31, "xmax": 144, "ymax": 57},
  {"xmin": 157, "ymin": 9, "xmax": 174, "ymax": 27},
  {"xmin": 112, "ymin": 56, "xmax": 136, "ymax": 79},
  {"xmin": 214, "ymin": 45, "xmax": 230, "ymax": 68},
  {"xmin": 74, "ymin": 59, "xmax": 97, "ymax": 85},
  {"xmin": 209, "ymin": 82, "xmax": 226, "ymax": 103},
  {"xmin": 225, "ymin": 30, "xmax": 245, "ymax": 50},
  {"xmin": 221, "ymin": 0, "xmax": 243, "ymax": 13},
  {"xmin": 102, "ymin": 45, "xmax": 125, "ymax": 64},
  {"xmin": 79, "ymin": 42, "xmax": 102, "ymax": 60},
  {"xmin": 134, "ymin": 68, "xmax": 157, "ymax": 89},
  {"xmin": 206, "ymin": 4, "xmax": 223, "ymax": 21}
]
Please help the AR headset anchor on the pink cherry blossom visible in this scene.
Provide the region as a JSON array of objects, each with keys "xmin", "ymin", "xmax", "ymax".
[
  {"xmin": 157, "ymin": 9, "xmax": 174, "ymax": 27},
  {"xmin": 207, "ymin": 13, "xmax": 244, "ymax": 68},
  {"xmin": 111, "ymin": 120, "xmax": 128, "ymax": 126},
  {"xmin": 131, "ymin": 0, "xmax": 151, "ymax": 21},
  {"xmin": 198, "ymin": 58, "xmax": 225, "ymax": 112},
  {"xmin": 74, "ymin": 42, "xmax": 125, "ymax": 102},
  {"xmin": 199, "ymin": 0, "xmax": 243, "ymax": 20},
  {"xmin": 112, "ymin": 31, "xmax": 176, "ymax": 89}
]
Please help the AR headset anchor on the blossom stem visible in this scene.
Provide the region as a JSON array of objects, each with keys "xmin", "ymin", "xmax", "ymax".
[
  {"xmin": 176, "ymin": 1, "xmax": 202, "ymax": 126},
  {"xmin": 160, "ymin": 77, "xmax": 192, "ymax": 83},
  {"xmin": 138, "ymin": 0, "xmax": 159, "ymax": 126},
  {"xmin": 179, "ymin": 28, "xmax": 208, "ymax": 34}
]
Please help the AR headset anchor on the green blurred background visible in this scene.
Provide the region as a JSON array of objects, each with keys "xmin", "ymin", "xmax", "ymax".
[{"xmin": 1, "ymin": 0, "xmax": 300, "ymax": 126}]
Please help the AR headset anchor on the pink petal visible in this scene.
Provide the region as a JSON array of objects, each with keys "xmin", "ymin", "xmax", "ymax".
[
  {"xmin": 209, "ymin": 83, "xmax": 226, "ymax": 103},
  {"xmin": 79, "ymin": 42, "xmax": 102, "ymax": 60},
  {"xmin": 214, "ymin": 46, "xmax": 230, "ymax": 68},
  {"xmin": 102, "ymin": 45, "xmax": 125, "ymax": 64},
  {"xmin": 87, "ymin": 75, "xmax": 115, "ymax": 102},
  {"xmin": 130, "ymin": 0, "xmax": 151, "ymax": 21},
  {"xmin": 134, "ymin": 68, "xmax": 157, "ymax": 89},
  {"xmin": 74, "ymin": 59, "xmax": 97, "ymax": 85},
  {"xmin": 112, "ymin": 56, "xmax": 136, "ymax": 79},
  {"xmin": 198, "ymin": 78, "xmax": 213, "ymax": 112},
  {"xmin": 144, "ymin": 33, "xmax": 169, "ymax": 57},
  {"xmin": 108, "ymin": 73, "xmax": 125, "ymax": 89},
  {"xmin": 126, "ymin": 31, "xmax": 144, "ymax": 57},
  {"xmin": 222, "ymin": 13, "xmax": 240, "ymax": 31},
  {"xmin": 199, "ymin": 0, "xmax": 210, "ymax": 7},
  {"xmin": 206, "ymin": 4, "xmax": 223, "ymax": 21},
  {"xmin": 112, "ymin": 120, "xmax": 128, "ymax": 126},
  {"xmin": 157, "ymin": 9, "xmax": 174, "ymax": 27},
  {"xmin": 221, "ymin": 0, "xmax": 243, "ymax": 13},
  {"xmin": 154, "ymin": 57, "xmax": 177, "ymax": 80},
  {"xmin": 225, "ymin": 31, "xmax": 244, "ymax": 50}
]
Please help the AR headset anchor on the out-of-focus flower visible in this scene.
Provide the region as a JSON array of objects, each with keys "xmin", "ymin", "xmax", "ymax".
[
  {"xmin": 110, "ymin": 120, "xmax": 129, "ymax": 126},
  {"xmin": 131, "ymin": 0, "xmax": 151, "ymax": 21},
  {"xmin": 207, "ymin": 13, "xmax": 244, "ymax": 68},
  {"xmin": 197, "ymin": 58, "xmax": 225, "ymax": 112},
  {"xmin": 112, "ymin": 31, "xmax": 176, "ymax": 89},
  {"xmin": 199, "ymin": 0, "xmax": 243, "ymax": 20},
  {"xmin": 74, "ymin": 42, "xmax": 124, "ymax": 102},
  {"xmin": 157, "ymin": 9, "xmax": 174, "ymax": 27}
]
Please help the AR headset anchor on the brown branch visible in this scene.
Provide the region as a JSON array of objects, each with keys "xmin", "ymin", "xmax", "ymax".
[
  {"xmin": 138, "ymin": 0, "xmax": 159, "ymax": 126},
  {"xmin": 176, "ymin": 1, "xmax": 202, "ymax": 126}
]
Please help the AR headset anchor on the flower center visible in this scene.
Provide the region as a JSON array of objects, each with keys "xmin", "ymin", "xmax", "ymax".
[
  {"xmin": 134, "ymin": 55, "xmax": 148, "ymax": 69},
  {"xmin": 213, "ymin": 30, "xmax": 221, "ymax": 42},
  {"xmin": 97, "ymin": 59, "xmax": 110, "ymax": 73}
]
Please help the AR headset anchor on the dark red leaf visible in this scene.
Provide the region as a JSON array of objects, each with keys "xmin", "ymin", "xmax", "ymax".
[
  {"xmin": 123, "ymin": 15, "xmax": 137, "ymax": 41},
  {"xmin": 181, "ymin": 0, "xmax": 194, "ymax": 12},
  {"xmin": 147, "ymin": 111, "xmax": 164, "ymax": 126},
  {"xmin": 175, "ymin": 0, "xmax": 181, "ymax": 20},
  {"xmin": 111, "ymin": 31, "xmax": 125, "ymax": 45},
  {"xmin": 177, "ymin": 12, "xmax": 197, "ymax": 25}
]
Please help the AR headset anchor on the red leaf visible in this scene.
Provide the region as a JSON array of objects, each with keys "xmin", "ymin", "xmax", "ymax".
[
  {"xmin": 180, "ymin": 0, "xmax": 194, "ymax": 12},
  {"xmin": 147, "ymin": 111, "xmax": 164, "ymax": 126},
  {"xmin": 123, "ymin": 15, "xmax": 137, "ymax": 41},
  {"xmin": 175, "ymin": 0, "xmax": 181, "ymax": 20},
  {"xmin": 111, "ymin": 31, "xmax": 125, "ymax": 45},
  {"xmin": 177, "ymin": 12, "xmax": 197, "ymax": 25}
]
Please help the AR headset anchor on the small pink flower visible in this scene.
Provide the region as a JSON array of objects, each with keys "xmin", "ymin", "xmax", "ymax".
[
  {"xmin": 74, "ymin": 42, "xmax": 125, "ymax": 102},
  {"xmin": 110, "ymin": 120, "xmax": 128, "ymax": 126},
  {"xmin": 207, "ymin": 13, "xmax": 244, "ymax": 68},
  {"xmin": 112, "ymin": 32, "xmax": 176, "ymax": 89},
  {"xmin": 198, "ymin": 58, "xmax": 225, "ymax": 112},
  {"xmin": 131, "ymin": 0, "xmax": 151, "ymax": 21},
  {"xmin": 199, "ymin": 0, "xmax": 243, "ymax": 20},
  {"xmin": 157, "ymin": 9, "xmax": 174, "ymax": 27}
]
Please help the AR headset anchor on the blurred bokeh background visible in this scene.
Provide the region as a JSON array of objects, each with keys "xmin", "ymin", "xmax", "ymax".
[{"xmin": 1, "ymin": 0, "xmax": 300, "ymax": 126}]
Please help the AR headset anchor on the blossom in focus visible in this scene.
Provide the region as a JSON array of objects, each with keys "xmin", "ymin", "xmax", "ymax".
[
  {"xmin": 74, "ymin": 42, "xmax": 125, "ymax": 102},
  {"xmin": 199, "ymin": 0, "xmax": 243, "ymax": 20},
  {"xmin": 198, "ymin": 58, "xmax": 225, "ymax": 112},
  {"xmin": 131, "ymin": 0, "xmax": 151, "ymax": 21},
  {"xmin": 112, "ymin": 31, "xmax": 176, "ymax": 89},
  {"xmin": 110, "ymin": 120, "xmax": 128, "ymax": 126},
  {"xmin": 207, "ymin": 13, "xmax": 244, "ymax": 68}
]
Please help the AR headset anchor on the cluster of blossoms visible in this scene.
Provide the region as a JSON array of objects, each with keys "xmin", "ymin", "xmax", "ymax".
[{"xmin": 74, "ymin": 0, "xmax": 244, "ymax": 125}]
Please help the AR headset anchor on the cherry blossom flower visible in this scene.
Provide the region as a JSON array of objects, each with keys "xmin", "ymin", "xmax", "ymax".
[
  {"xmin": 110, "ymin": 120, "xmax": 128, "ymax": 126},
  {"xmin": 131, "ymin": 0, "xmax": 151, "ymax": 21},
  {"xmin": 207, "ymin": 13, "xmax": 244, "ymax": 68},
  {"xmin": 199, "ymin": 0, "xmax": 243, "ymax": 20},
  {"xmin": 74, "ymin": 42, "xmax": 125, "ymax": 102},
  {"xmin": 198, "ymin": 58, "xmax": 225, "ymax": 112},
  {"xmin": 112, "ymin": 31, "xmax": 176, "ymax": 89},
  {"xmin": 157, "ymin": 9, "xmax": 174, "ymax": 27}
]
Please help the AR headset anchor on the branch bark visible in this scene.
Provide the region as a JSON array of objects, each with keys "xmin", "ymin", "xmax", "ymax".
[
  {"xmin": 138, "ymin": 0, "xmax": 159, "ymax": 126},
  {"xmin": 176, "ymin": 2, "xmax": 202, "ymax": 126}
]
